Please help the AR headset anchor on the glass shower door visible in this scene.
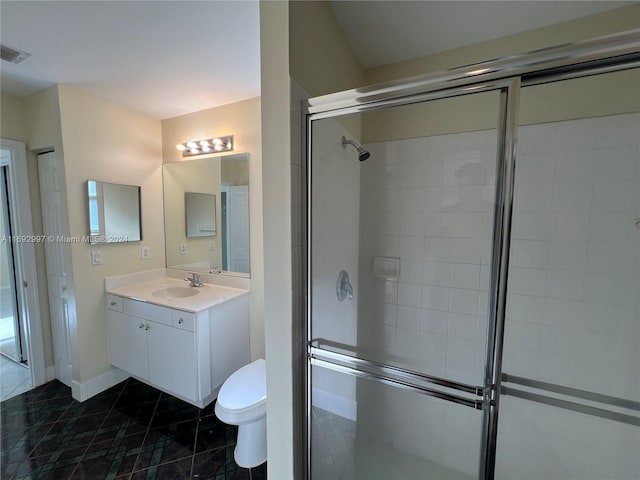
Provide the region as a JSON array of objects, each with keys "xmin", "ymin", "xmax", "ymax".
[
  {"xmin": 308, "ymin": 86, "xmax": 507, "ymax": 479},
  {"xmin": 496, "ymin": 68, "xmax": 640, "ymax": 479}
]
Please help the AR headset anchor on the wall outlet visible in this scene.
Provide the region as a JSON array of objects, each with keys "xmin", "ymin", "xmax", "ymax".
[
  {"xmin": 180, "ymin": 243, "xmax": 187, "ymax": 255},
  {"xmin": 209, "ymin": 240, "xmax": 216, "ymax": 251},
  {"xmin": 91, "ymin": 250, "xmax": 102, "ymax": 266},
  {"xmin": 141, "ymin": 246, "xmax": 150, "ymax": 259}
]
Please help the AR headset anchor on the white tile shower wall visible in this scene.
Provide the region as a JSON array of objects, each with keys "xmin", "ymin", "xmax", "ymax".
[
  {"xmin": 497, "ymin": 112, "xmax": 640, "ymax": 479},
  {"xmin": 311, "ymin": 117, "xmax": 361, "ymax": 420},
  {"xmin": 356, "ymin": 129, "xmax": 498, "ymax": 477},
  {"xmin": 356, "ymin": 112, "xmax": 639, "ymax": 479}
]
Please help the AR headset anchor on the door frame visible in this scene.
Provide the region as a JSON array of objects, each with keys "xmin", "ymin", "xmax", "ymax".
[{"xmin": 0, "ymin": 139, "xmax": 46, "ymax": 387}]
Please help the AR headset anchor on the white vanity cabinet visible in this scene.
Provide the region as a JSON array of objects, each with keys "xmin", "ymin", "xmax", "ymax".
[{"xmin": 106, "ymin": 292, "xmax": 249, "ymax": 408}]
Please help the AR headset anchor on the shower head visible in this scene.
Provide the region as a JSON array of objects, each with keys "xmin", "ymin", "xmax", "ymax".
[{"xmin": 341, "ymin": 136, "xmax": 370, "ymax": 162}]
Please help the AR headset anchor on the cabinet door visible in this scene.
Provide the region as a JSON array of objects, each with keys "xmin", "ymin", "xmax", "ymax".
[
  {"xmin": 146, "ymin": 321, "xmax": 198, "ymax": 401},
  {"xmin": 107, "ymin": 311, "xmax": 148, "ymax": 379}
]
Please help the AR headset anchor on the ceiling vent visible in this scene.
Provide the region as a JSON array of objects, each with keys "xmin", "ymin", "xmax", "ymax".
[{"xmin": 1, "ymin": 45, "xmax": 31, "ymax": 64}]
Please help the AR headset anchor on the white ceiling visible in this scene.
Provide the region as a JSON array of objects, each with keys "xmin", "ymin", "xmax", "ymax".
[
  {"xmin": 0, "ymin": 1, "xmax": 261, "ymax": 120},
  {"xmin": 329, "ymin": 1, "xmax": 636, "ymax": 68},
  {"xmin": 0, "ymin": 1, "xmax": 635, "ymax": 120}
]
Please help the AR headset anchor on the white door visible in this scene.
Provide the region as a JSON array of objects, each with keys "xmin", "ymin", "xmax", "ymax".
[
  {"xmin": 38, "ymin": 152, "xmax": 73, "ymax": 386},
  {"xmin": 227, "ymin": 186, "xmax": 250, "ymax": 273}
]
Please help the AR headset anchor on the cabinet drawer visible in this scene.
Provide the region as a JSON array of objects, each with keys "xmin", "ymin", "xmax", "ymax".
[
  {"xmin": 172, "ymin": 310, "xmax": 196, "ymax": 332},
  {"xmin": 124, "ymin": 298, "xmax": 172, "ymax": 326},
  {"xmin": 106, "ymin": 294, "xmax": 124, "ymax": 312}
]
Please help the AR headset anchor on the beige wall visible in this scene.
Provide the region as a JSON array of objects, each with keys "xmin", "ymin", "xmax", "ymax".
[
  {"xmin": 289, "ymin": 0, "xmax": 365, "ymax": 139},
  {"xmin": 161, "ymin": 97, "xmax": 265, "ymax": 361},
  {"xmin": 0, "ymin": 94, "xmax": 28, "ymax": 289},
  {"xmin": 56, "ymin": 84, "xmax": 165, "ymax": 382},
  {"xmin": 261, "ymin": 1, "xmax": 294, "ymax": 478},
  {"xmin": 362, "ymin": 6, "xmax": 640, "ymax": 143},
  {"xmin": 1, "ymin": 93, "xmax": 28, "ymax": 142},
  {"xmin": 22, "ymin": 86, "xmax": 67, "ymax": 369},
  {"xmin": 365, "ymin": 4, "xmax": 640, "ymax": 84}
]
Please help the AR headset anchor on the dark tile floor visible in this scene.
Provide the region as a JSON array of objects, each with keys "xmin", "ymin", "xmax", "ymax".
[{"xmin": 0, "ymin": 378, "xmax": 267, "ymax": 480}]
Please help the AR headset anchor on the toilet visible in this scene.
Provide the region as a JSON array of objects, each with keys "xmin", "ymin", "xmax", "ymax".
[{"xmin": 215, "ymin": 358, "xmax": 267, "ymax": 468}]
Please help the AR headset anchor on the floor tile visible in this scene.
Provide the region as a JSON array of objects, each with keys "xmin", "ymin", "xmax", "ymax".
[
  {"xmin": 191, "ymin": 446, "xmax": 229, "ymax": 479},
  {"xmin": 130, "ymin": 456, "xmax": 193, "ymax": 480},
  {"xmin": 133, "ymin": 419, "xmax": 197, "ymax": 471},
  {"xmin": 1, "ymin": 422, "xmax": 56, "ymax": 465},
  {"xmin": 195, "ymin": 415, "xmax": 237, "ymax": 453},
  {"xmin": 115, "ymin": 380, "xmax": 161, "ymax": 409},
  {"xmin": 0, "ymin": 356, "xmax": 32, "ymax": 402},
  {"xmin": 149, "ymin": 397, "xmax": 199, "ymax": 429},
  {"xmin": 251, "ymin": 462, "xmax": 267, "ymax": 480},
  {"xmin": 60, "ymin": 389, "xmax": 122, "ymax": 420},
  {"xmin": 70, "ymin": 432, "xmax": 148, "ymax": 480},
  {"xmin": 95, "ymin": 403, "xmax": 156, "ymax": 442},
  {"xmin": 29, "ymin": 412, "xmax": 105, "ymax": 457},
  {"xmin": 9, "ymin": 443, "xmax": 86, "ymax": 480},
  {"xmin": 0, "ymin": 379, "xmax": 265, "ymax": 480}
]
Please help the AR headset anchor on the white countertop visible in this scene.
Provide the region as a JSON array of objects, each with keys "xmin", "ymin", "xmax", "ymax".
[{"xmin": 106, "ymin": 276, "xmax": 248, "ymax": 313}]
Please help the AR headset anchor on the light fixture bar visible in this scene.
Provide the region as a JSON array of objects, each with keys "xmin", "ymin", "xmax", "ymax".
[{"xmin": 176, "ymin": 135, "xmax": 234, "ymax": 157}]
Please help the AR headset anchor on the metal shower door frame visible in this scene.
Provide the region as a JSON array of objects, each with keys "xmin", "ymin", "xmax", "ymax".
[{"xmin": 303, "ymin": 29, "xmax": 640, "ymax": 480}]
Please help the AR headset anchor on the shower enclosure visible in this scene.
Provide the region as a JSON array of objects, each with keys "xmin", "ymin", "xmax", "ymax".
[{"xmin": 305, "ymin": 32, "xmax": 640, "ymax": 479}]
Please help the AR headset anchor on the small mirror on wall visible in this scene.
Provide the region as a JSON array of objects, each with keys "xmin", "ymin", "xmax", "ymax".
[
  {"xmin": 185, "ymin": 192, "xmax": 216, "ymax": 238},
  {"xmin": 87, "ymin": 180, "xmax": 142, "ymax": 244}
]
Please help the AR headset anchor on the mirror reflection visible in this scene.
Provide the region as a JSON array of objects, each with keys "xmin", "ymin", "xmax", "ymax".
[
  {"xmin": 163, "ymin": 153, "xmax": 250, "ymax": 275},
  {"xmin": 185, "ymin": 192, "xmax": 217, "ymax": 238},
  {"xmin": 87, "ymin": 180, "xmax": 141, "ymax": 244}
]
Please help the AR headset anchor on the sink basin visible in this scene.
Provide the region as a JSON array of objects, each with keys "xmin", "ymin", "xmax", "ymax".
[{"xmin": 152, "ymin": 286, "xmax": 201, "ymax": 299}]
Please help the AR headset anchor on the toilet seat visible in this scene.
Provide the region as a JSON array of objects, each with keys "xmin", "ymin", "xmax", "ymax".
[
  {"xmin": 217, "ymin": 358, "xmax": 266, "ymax": 412},
  {"xmin": 214, "ymin": 358, "xmax": 267, "ymax": 468}
]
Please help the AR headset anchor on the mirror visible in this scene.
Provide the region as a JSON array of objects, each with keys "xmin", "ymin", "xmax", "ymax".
[
  {"xmin": 87, "ymin": 180, "xmax": 142, "ymax": 244},
  {"xmin": 163, "ymin": 153, "xmax": 250, "ymax": 275},
  {"xmin": 185, "ymin": 192, "xmax": 216, "ymax": 237}
]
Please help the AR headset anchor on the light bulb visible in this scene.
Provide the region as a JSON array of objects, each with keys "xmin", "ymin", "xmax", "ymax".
[
  {"xmin": 176, "ymin": 144, "xmax": 186, "ymax": 151},
  {"xmin": 202, "ymin": 146, "xmax": 211, "ymax": 153},
  {"xmin": 226, "ymin": 142, "xmax": 232, "ymax": 149},
  {"xmin": 190, "ymin": 148, "xmax": 199, "ymax": 154},
  {"xmin": 199, "ymin": 140, "xmax": 210, "ymax": 147},
  {"xmin": 186, "ymin": 141, "xmax": 198, "ymax": 149},
  {"xmin": 212, "ymin": 138, "xmax": 223, "ymax": 145}
]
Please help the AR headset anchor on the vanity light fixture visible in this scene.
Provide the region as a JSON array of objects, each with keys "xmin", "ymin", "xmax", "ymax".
[{"xmin": 176, "ymin": 135, "xmax": 234, "ymax": 157}]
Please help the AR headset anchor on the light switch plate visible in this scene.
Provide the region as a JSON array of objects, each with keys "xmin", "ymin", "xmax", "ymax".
[
  {"xmin": 91, "ymin": 250, "xmax": 102, "ymax": 266},
  {"xmin": 180, "ymin": 243, "xmax": 187, "ymax": 255},
  {"xmin": 141, "ymin": 246, "xmax": 150, "ymax": 259},
  {"xmin": 209, "ymin": 240, "xmax": 216, "ymax": 251}
]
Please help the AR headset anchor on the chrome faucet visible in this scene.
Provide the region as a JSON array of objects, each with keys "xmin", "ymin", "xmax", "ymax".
[
  {"xmin": 209, "ymin": 266, "xmax": 222, "ymax": 274},
  {"xmin": 184, "ymin": 272, "xmax": 204, "ymax": 287}
]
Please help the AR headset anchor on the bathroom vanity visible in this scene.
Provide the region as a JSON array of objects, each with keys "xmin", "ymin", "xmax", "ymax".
[{"xmin": 105, "ymin": 271, "xmax": 250, "ymax": 408}]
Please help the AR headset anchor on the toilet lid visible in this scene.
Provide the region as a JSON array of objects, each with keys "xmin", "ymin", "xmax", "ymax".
[{"xmin": 218, "ymin": 358, "xmax": 266, "ymax": 410}]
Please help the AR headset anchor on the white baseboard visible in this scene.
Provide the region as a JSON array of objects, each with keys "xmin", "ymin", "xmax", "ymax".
[
  {"xmin": 45, "ymin": 365, "xmax": 56, "ymax": 382},
  {"xmin": 71, "ymin": 367, "xmax": 129, "ymax": 402},
  {"xmin": 313, "ymin": 387, "xmax": 357, "ymax": 421}
]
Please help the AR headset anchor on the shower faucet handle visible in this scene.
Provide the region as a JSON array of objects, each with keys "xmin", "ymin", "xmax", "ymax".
[{"xmin": 336, "ymin": 270, "xmax": 354, "ymax": 302}]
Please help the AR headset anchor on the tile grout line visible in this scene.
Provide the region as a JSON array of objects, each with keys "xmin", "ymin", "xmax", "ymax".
[
  {"xmin": 190, "ymin": 407, "xmax": 203, "ymax": 478},
  {"xmin": 65, "ymin": 378, "xmax": 130, "ymax": 480},
  {"xmin": 15, "ymin": 381, "xmax": 71, "ymax": 464},
  {"xmin": 124, "ymin": 384, "xmax": 163, "ymax": 480}
]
